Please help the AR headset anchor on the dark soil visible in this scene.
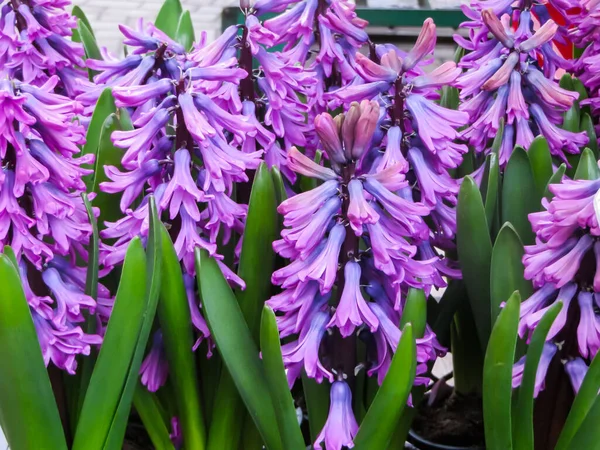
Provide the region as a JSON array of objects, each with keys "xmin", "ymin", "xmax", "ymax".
[
  {"xmin": 412, "ymin": 392, "xmax": 484, "ymax": 448},
  {"xmin": 123, "ymin": 421, "xmax": 154, "ymax": 449}
]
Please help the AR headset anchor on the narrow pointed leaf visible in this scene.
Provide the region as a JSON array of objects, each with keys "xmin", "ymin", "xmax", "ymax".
[
  {"xmin": 72, "ymin": 6, "xmax": 95, "ymax": 36},
  {"xmin": 82, "ymin": 88, "xmax": 116, "ymax": 187},
  {"xmin": 91, "ymin": 114, "xmax": 124, "ymax": 229},
  {"xmin": 77, "ymin": 19, "xmax": 101, "ymax": 80},
  {"xmin": 560, "ymin": 74, "xmax": 580, "ymax": 132},
  {"xmin": 480, "ymin": 153, "xmax": 499, "ymax": 230},
  {"xmin": 73, "ymin": 238, "xmax": 147, "ymax": 450},
  {"xmin": 457, "ymin": 176, "xmax": 493, "ymax": 349},
  {"xmin": 528, "ymin": 136, "xmax": 553, "ymax": 201},
  {"xmin": 354, "ymin": 325, "xmax": 416, "ymax": 450},
  {"xmin": 260, "ymin": 307, "xmax": 305, "ymax": 450},
  {"xmin": 574, "ymin": 148, "xmax": 600, "ymax": 180},
  {"xmin": 544, "ymin": 164, "xmax": 567, "ymax": 200},
  {"xmin": 0, "ymin": 254, "xmax": 67, "ymax": 450},
  {"xmin": 399, "ymin": 288, "xmax": 427, "ymax": 338},
  {"xmin": 483, "ymin": 291, "xmax": 520, "ymax": 450},
  {"xmin": 490, "ymin": 223, "xmax": 532, "ymax": 324},
  {"xmin": 272, "ymin": 166, "xmax": 287, "ymax": 205},
  {"xmin": 195, "ymin": 249, "xmax": 281, "ymax": 450},
  {"xmin": 566, "ymin": 396, "xmax": 600, "ymax": 450},
  {"xmin": 580, "ymin": 113, "xmax": 598, "ymax": 158},
  {"xmin": 118, "ymin": 107, "xmax": 134, "ymax": 131},
  {"xmin": 513, "ymin": 301, "xmax": 562, "ymax": 450},
  {"xmin": 555, "ymin": 349, "xmax": 600, "ymax": 450},
  {"xmin": 502, "ymin": 147, "xmax": 538, "ymax": 244},
  {"xmin": 157, "ymin": 224, "xmax": 206, "ymax": 449},
  {"xmin": 103, "ymin": 197, "xmax": 163, "ymax": 449},
  {"xmin": 155, "ymin": 0, "xmax": 183, "ymax": 39},
  {"xmin": 491, "ymin": 118, "xmax": 505, "ymax": 155},
  {"xmin": 175, "ymin": 10, "xmax": 195, "ymax": 51},
  {"xmin": 133, "ymin": 384, "xmax": 175, "ymax": 450}
]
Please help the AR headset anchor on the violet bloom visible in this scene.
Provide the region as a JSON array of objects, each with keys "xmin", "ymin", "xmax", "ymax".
[
  {"xmin": 456, "ymin": 4, "xmax": 587, "ymax": 166},
  {"xmin": 516, "ymin": 176, "xmax": 600, "ymax": 393},
  {"xmin": 0, "ymin": 77, "xmax": 101, "ymax": 374},
  {"xmin": 314, "ymin": 381, "xmax": 358, "ymax": 450},
  {"xmin": 0, "ymin": 0, "xmax": 88, "ymax": 94},
  {"xmin": 270, "ymin": 101, "xmax": 448, "ymax": 448},
  {"xmin": 140, "ymin": 330, "xmax": 169, "ymax": 392}
]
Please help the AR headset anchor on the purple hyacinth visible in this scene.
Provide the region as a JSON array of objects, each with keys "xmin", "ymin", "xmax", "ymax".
[
  {"xmin": 455, "ymin": 1, "xmax": 587, "ymax": 166},
  {"xmin": 0, "ymin": 0, "xmax": 88, "ymax": 94},
  {"xmin": 140, "ymin": 330, "xmax": 169, "ymax": 392},
  {"xmin": 0, "ymin": 77, "xmax": 102, "ymax": 374},
  {"xmin": 516, "ymin": 175, "xmax": 600, "ymax": 394},
  {"xmin": 269, "ymin": 99, "xmax": 450, "ymax": 448}
]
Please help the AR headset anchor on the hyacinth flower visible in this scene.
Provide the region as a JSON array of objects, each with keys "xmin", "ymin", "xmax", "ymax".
[
  {"xmin": 327, "ymin": 19, "xmax": 468, "ymax": 251},
  {"xmin": 569, "ymin": 0, "xmax": 600, "ymax": 126},
  {"xmin": 0, "ymin": 76, "xmax": 103, "ymax": 373},
  {"xmin": 0, "ymin": 0, "xmax": 89, "ymax": 95},
  {"xmin": 84, "ymin": 21, "xmax": 263, "ymax": 390},
  {"xmin": 455, "ymin": 5, "xmax": 587, "ymax": 167},
  {"xmin": 269, "ymin": 101, "xmax": 449, "ymax": 449},
  {"xmin": 515, "ymin": 174, "xmax": 600, "ymax": 394}
]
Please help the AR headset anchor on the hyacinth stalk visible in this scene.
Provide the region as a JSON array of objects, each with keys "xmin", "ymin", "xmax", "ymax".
[
  {"xmin": 268, "ymin": 19, "xmax": 469, "ymax": 448},
  {"xmin": 456, "ymin": 0, "xmax": 587, "ymax": 167}
]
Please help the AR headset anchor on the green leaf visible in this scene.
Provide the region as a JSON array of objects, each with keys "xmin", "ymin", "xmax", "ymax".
[
  {"xmin": 302, "ymin": 373, "xmax": 330, "ymax": 443},
  {"xmin": 544, "ymin": 164, "xmax": 567, "ymax": 201},
  {"xmin": 490, "ymin": 223, "xmax": 532, "ymax": 324},
  {"xmin": 513, "ymin": 302, "xmax": 562, "ymax": 450},
  {"xmin": 133, "ymin": 384, "xmax": 176, "ymax": 450},
  {"xmin": 195, "ymin": 248, "xmax": 282, "ymax": 450},
  {"xmin": 77, "ymin": 19, "xmax": 101, "ymax": 80},
  {"xmin": 440, "ymin": 85, "xmax": 459, "ymax": 110},
  {"xmin": 354, "ymin": 324, "xmax": 416, "ymax": 450},
  {"xmin": 580, "ymin": 113, "xmax": 598, "ymax": 158},
  {"xmin": 118, "ymin": 107, "xmax": 134, "ymax": 131},
  {"xmin": 528, "ymin": 136, "xmax": 553, "ymax": 202},
  {"xmin": 430, "ymin": 280, "xmax": 466, "ymax": 348},
  {"xmin": 483, "ymin": 291, "xmax": 521, "ymax": 450},
  {"xmin": 399, "ymin": 288, "xmax": 427, "ymax": 338},
  {"xmin": 491, "ymin": 118, "xmax": 505, "ymax": 155},
  {"xmin": 2, "ymin": 246, "xmax": 18, "ymax": 269},
  {"xmin": 480, "ymin": 153, "xmax": 499, "ymax": 230},
  {"xmin": 457, "ymin": 176, "xmax": 493, "ymax": 349},
  {"xmin": 155, "ymin": 0, "xmax": 183, "ymax": 39},
  {"xmin": 157, "ymin": 224, "xmax": 206, "ymax": 449},
  {"xmin": 574, "ymin": 147, "xmax": 600, "ymax": 180},
  {"xmin": 260, "ymin": 307, "xmax": 305, "ymax": 450},
  {"xmin": 82, "ymin": 88, "xmax": 117, "ymax": 189},
  {"xmin": 271, "ymin": 166, "xmax": 287, "ymax": 205},
  {"xmin": 560, "ymin": 74, "xmax": 580, "ymax": 132},
  {"xmin": 175, "ymin": 10, "xmax": 195, "ymax": 51},
  {"xmin": 91, "ymin": 113, "xmax": 125, "ymax": 229},
  {"xmin": 103, "ymin": 197, "xmax": 163, "ymax": 449},
  {"xmin": 572, "ymin": 77, "xmax": 588, "ymax": 104},
  {"xmin": 72, "ymin": 5, "xmax": 95, "ymax": 36},
  {"xmin": 502, "ymin": 147, "xmax": 538, "ymax": 245},
  {"xmin": 0, "ymin": 254, "xmax": 68, "ymax": 450},
  {"xmin": 72, "ymin": 238, "xmax": 147, "ymax": 450},
  {"xmin": 556, "ymin": 349, "xmax": 600, "ymax": 450},
  {"xmin": 565, "ymin": 396, "xmax": 600, "ymax": 450}
]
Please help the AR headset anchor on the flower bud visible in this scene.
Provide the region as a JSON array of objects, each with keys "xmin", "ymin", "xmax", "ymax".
[
  {"xmin": 315, "ymin": 113, "xmax": 347, "ymax": 165},
  {"xmin": 349, "ymin": 100, "xmax": 380, "ymax": 160}
]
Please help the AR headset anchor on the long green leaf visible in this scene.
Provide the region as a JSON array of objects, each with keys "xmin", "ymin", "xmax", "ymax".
[
  {"xmin": 82, "ymin": 88, "xmax": 117, "ymax": 189},
  {"xmin": 133, "ymin": 384, "xmax": 175, "ymax": 450},
  {"xmin": 490, "ymin": 223, "xmax": 532, "ymax": 324},
  {"xmin": 0, "ymin": 254, "xmax": 68, "ymax": 450},
  {"xmin": 260, "ymin": 307, "xmax": 305, "ymax": 450},
  {"xmin": 195, "ymin": 249, "xmax": 281, "ymax": 450},
  {"xmin": 581, "ymin": 113, "xmax": 598, "ymax": 158},
  {"xmin": 155, "ymin": 0, "xmax": 183, "ymax": 39},
  {"xmin": 354, "ymin": 324, "xmax": 416, "ymax": 450},
  {"xmin": 103, "ymin": 197, "xmax": 163, "ymax": 449},
  {"xmin": 457, "ymin": 176, "xmax": 493, "ymax": 349},
  {"xmin": 480, "ymin": 153, "xmax": 499, "ymax": 230},
  {"xmin": 91, "ymin": 113, "xmax": 125, "ymax": 229},
  {"xmin": 157, "ymin": 224, "xmax": 206, "ymax": 449},
  {"xmin": 555, "ymin": 349, "xmax": 600, "ymax": 450},
  {"xmin": 77, "ymin": 19, "xmax": 101, "ymax": 80},
  {"xmin": 513, "ymin": 302, "xmax": 562, "ymax": 450},
  {"xmin": 574, "ymin": 147, "xmax": 600, "ymax": 180},
  {"xmin": 72, "ymin": 238, "xmax": 147, "ymax": 450},
  {"xmin": 72, "ymin": 5, "xmax": 95, "ymax": 36},
  {"xmin": 528, "ymin": 136, "xmax": 553, "ymax": 202},
  {"xmin": 544, "ymin": 164, "xmax": 567, "ymax": 201},
  {"xmin": 399, "ymin": 288, "xmax": 426, "ymax": 338},
  {"xmin": 502, "ymin": 147, "xmax": 538, "ymax": 244},
  {"xmin": 483, "ymin": 291, "xmax": 520, "ymax": 450},
  {"xmin": 175, "ymin": 10, "xmax": 195, "ymax": 51},
  {"xmin": 491, "ymin": 118, "xmax": 505, "ymax": 155},
  {"xmin": 565, "ymin": 395, "xmax": 600, "ymax": 450},
  {"xmin": 560, "ymin": 74, "xmax": 580, "ymax": 133}
]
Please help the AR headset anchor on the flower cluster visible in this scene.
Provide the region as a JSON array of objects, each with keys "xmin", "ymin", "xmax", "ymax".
[
  {"xmin": 455, "ymin": 0, "xmax": 587, "ymax": 166},
  {"xmin": 0, "ymin": 77, "xmax": 102, "ymax": 373},
  {"xmin": 0, "ymin": 0, "xmax": 88, "ymax": 94},
  {"xmin": 269, "ymin": 95, "xmax": 452, "ymax": 448},
  {"xmin": 516, "ymin": 175, "xmax": 600, "ymax": 394},
  {"xmin": 569, "ymin": 0, "xmax": 600, "ymax": 131}
]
